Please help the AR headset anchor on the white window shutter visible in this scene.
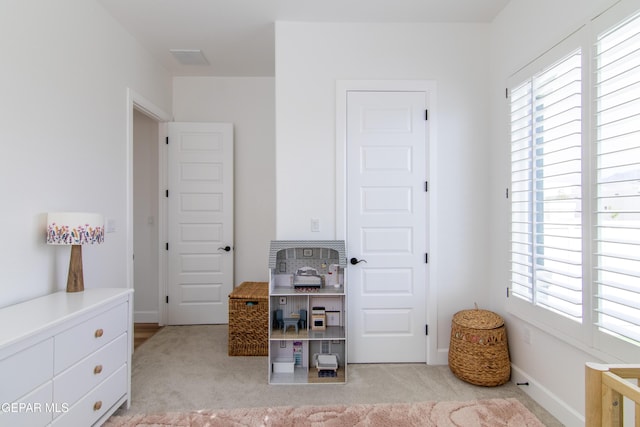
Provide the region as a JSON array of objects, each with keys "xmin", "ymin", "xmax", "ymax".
[
  {"xmin": 510, "ymin": 50, "xmax": 583, "ymax": 321},
  {"xmin": 510, "ymin": 80, "xmax": 534, "ymax": 302},
  {"xmin": 594, "ymin": 10, "xmax": 640, "ymax": 344}
]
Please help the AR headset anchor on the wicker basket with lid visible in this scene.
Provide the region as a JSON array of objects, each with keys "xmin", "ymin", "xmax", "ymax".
[
  {"xmin": 448, "ymin": 308, "xmax": 510, "ymax": 386},
  {"xmin": 228, "ymin": 282, "xmax": 268, "ymax": 356}
]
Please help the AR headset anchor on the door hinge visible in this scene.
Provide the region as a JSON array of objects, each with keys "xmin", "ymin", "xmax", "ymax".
[
  {"xmin": 506, "ymin": 287, "xmax": 510, "ymax": 298},
  {"xmin": 425, "ymin": 324, "xmax": 429, "ymax": 335},
  {"xmin": 425, "ymin": 109, "xmax": 428, "ymax": 120},
  {"xmin": 506, "ymin": 188, "xmax": 509, "ymax": 199},
  {"xmin": 425, "ymin": 253, "xmax": 429, "ymax": 264},
  {"xmin": 425, "ymin": 181, "xmax": 428, "ymax": 192},
  {"xmin": 165, "ymin": 242, "xmax": 169, "ymax": 251},
  {"xmin": 166, "ymin": 295, "xmax": 169, "ymax": 303},
  {"xmin": 166, "ymin": 189, "xmax": 169, "ymax": 198},
  {"xmin": 165, "ymin": 136, "xmax": 169, "ymax": 144},
  {"xmin": 505, "ymin": 88, "xmax": 509, "ymax": 99}
]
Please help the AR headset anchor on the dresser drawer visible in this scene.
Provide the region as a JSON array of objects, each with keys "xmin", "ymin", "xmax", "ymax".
[
  {"xmin": 54, "ymin": 302, "xmax": 128, "ymax": 374},
  {"xmin": 0, "ymin": 338, "xmax": 53, "ymax": 403},
  {"xmin": 54, "ymin": 332, "xmax": 127, "ymax": 407},
  {"xmin": 0, "ymin": 381, "xmax": 53, "ymax": 427},
  {"xmin": 52, "ymin": 364, "xmax": 127, "ymax": 427}
]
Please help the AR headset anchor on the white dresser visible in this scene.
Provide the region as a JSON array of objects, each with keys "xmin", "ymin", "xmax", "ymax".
[{"xmin": 0, "ymin": 288, "xmax": 133, "ymax": 427}]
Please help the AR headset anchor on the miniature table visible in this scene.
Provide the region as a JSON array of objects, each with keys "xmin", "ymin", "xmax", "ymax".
[{"xmin": 282, "ymin": 317, "xmax": 299, "ymax": 334}]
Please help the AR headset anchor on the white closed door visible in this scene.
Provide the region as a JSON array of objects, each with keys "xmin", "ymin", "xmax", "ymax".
[
  {"xmin": 347, "ymin": 91, "xmax": 428, "ymax": 363},
  {"xmin": 167, "ymin": 122, "xmax": 234, "ymax": 325}
]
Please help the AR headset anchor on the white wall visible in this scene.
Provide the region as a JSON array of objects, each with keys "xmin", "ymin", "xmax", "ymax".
[
  {"xmin": 3, "ymin": 1, "xmax": 631, "ymax": 422},
  {"xmin": 173, "ymin": 77, "xmax": 276, "ymax": 285},
  {"xmin": 489, "ymin": 1, "xmax": 621, "ymax": 425},
  {"xmin": 133, "ymin": 109, "xmax": 160, "ymax": 322},
  {"xmin": 0, "ymin": 0, "xmax": 172, "ymax": 308},
  {"xmin": 275, "ymin": 22, "xmax": 492, "ymax": 351}
]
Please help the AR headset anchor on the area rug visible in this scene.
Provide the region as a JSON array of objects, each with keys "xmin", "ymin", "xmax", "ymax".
[{"xmin": 104, "ymin": 397, "xmax": 544, "ymax": 426}]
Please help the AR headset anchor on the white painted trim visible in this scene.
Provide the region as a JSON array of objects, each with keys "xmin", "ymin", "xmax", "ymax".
[
  {"xmin": 127, "ymin": 89, "xmax": 172, "ymax": 123},
  {"xmin": 157, "ymin": 122, "xmax": 168, "ymax": 326},
  {"xmin": 511, "ymin": 364, "xmax": 583, "ymax": 427},
  {"xmin": 434, "ymin": 347, "xmax": 449, "ymax": 366},
  {"xmin": 126, "ymin": 88, "xmax": 171, "ymax": 326},
  {"xmin": 335, "ymin": 80, "xmax": 438, "ymax": 364}
]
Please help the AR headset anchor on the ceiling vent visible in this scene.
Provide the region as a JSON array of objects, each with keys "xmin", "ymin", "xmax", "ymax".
[{"xmin": 169, "ymin": 49, "xmax": 210, "ymax": 66}]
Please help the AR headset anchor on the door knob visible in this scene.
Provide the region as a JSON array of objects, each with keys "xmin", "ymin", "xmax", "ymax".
[
  {"xmin": 218, "ymin": 246, "xmax": 232, "ymax": 252},
  {"xmin": 350, "ymin": 257, "xmax": 367, "ymax": 265}
]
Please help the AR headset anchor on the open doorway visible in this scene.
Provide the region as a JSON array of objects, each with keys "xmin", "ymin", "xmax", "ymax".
[
  {"xmin": 126, "ymin": 89, "xmax": 171, "ymax": 328},
  {"xmin": 133, "ymin": 108, "xmax": 160, "ymax": 323}
]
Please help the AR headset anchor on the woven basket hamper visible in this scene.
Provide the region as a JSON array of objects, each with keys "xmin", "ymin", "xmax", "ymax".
[
  {"xmin": 448, "ymin": 308, "xmax": 510, "ymax": 386},
  {"xmin": 228, "ymin": 282, "xmax": 268, "ymax": 356}
]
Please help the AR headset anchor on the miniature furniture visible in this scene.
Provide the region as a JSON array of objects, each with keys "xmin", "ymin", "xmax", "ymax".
[
  {"xmin": 282, "ymin": 317, "xmax": 299, "ymax": 334},
  {"xmin": 293, "ymin": 267, "xmax": 322, "ymax": 289},
  {"xmin": 311, "ymin": 306, "xmax": 327, "ymax": 330},
  {"xmin": 315, "ymin": 353, "xmax": 339, "ymax": 373},
  {"xmin": 228, "ymin": 282, "xmax": 269, "ymax": 356},
  {"xmin": 448, "ymin": 308, "xmax": 510, "ymax": 386},
  {"xmin": 298, "ymin": 309, "xmax": 307, "ymax": 329},
  {"xmin": 273, "ymin": 309, "xmax": 284, "ymax": 329},
  {"xmin": 0, "ymin": 288, "xmax": 132, "ymax": 427},
  {"xmin": 272, "ymin": 358, "xmax": 295, "ymax": 373}
]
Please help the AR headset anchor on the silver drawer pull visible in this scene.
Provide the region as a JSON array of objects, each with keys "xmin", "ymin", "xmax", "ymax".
[
  {"xmin": 94, "ymin": 328, "xmax": 104, "ymax": 338},
  {"xmin": 93, "ymin": 401, "xmax": 102, "ymax": 411},
  {"xmin": 94, "ymin": 364, "xmax": 103, "ymax": 375}
]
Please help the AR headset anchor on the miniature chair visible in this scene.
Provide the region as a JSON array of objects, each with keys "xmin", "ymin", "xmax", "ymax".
[
  {"xmin": 298, "ymin": 309, "xmax": 307, "ymax": 329},
  {"xmin": 273, "ymin": 309, "xmax": 284, "ymax": 330},
  {"xmin": 314, "ymin": 353, "xmax": 339, "ymax": 373}
]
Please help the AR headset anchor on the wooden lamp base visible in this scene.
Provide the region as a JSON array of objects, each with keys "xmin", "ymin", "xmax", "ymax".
[{"xmin": 67, "ymin": 245, "xmax": 85, "ymax": 293}]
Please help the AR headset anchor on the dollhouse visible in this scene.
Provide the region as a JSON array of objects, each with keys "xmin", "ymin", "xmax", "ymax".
[{"xmin": 268, "ymin": 240, "xmax": 347, "ymax": 384}]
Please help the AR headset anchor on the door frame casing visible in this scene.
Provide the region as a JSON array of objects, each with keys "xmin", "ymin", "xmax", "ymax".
[
  {"xmin": 335, "ymin": 80, "xmax": 439, "ymax": 364},
  {"xmin": 126, "ymin": 88, "xmax": 171, "ymax": 325}
]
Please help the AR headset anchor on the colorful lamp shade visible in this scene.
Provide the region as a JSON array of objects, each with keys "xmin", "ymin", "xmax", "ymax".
[{"xmin": 47, "ymin": 212, "xmax": 104, "ymax": 292}]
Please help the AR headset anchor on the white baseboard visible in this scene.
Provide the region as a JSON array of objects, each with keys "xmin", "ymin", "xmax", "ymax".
[
  {"xmin": 510, "ymin": 364, "xmax": 583, "ymax": 427},
  {"xmin": 134, "ymin": 310, "xmax": 159, "ymax": 323}
]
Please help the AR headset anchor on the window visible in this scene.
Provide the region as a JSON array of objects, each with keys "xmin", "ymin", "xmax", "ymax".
[
  {"xmin": 594, "ymin": 10, "xmax": 640, "ymax": 346},
  {"xmin": 510, "ymin": 50, "xmax": 583, "ymax": 322},
  {"xmin": 509, "ymin": 3, "xmax": 640, "ymax": 359}
]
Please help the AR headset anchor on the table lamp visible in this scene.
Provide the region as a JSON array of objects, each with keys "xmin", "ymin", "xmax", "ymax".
[{"xmin": 47, "ymin": 212, "xmax": 104, "ymax": 292}]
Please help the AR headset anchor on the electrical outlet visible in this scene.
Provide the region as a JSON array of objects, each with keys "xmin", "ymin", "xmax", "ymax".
[{"xmin": 311, "ymin": 218, "xmax": 320, "ymax": 232}]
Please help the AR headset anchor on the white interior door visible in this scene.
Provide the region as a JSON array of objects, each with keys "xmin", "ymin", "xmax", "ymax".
[
  {"xmin": 347, "ymin": 91, "xmax": 428, "ymax": 363},
  {"xmin": 167, "ymin": 122, "xmax": 234, "ymax": 325}
]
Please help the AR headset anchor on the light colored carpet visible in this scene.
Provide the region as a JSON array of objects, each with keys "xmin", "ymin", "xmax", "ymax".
[
  {"xmin": 105, "ymin": 398, "xmax": 544, "ymax": 426},
  {"xmin": 110, "ymin": 325, "xmax": 563, "ymax": 426}
]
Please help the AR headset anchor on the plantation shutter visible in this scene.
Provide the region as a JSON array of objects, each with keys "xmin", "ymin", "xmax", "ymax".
[
  {"xmin": 510, "ymin": 81, "xmax": 534, "ymax": 302},
  {"xmin": 594, "ymin": 10, "xmax": 640, "ymax": 344},
  {"xmin": 510, "ymin": 50, "xmax": 583, "ymax": 320}
]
